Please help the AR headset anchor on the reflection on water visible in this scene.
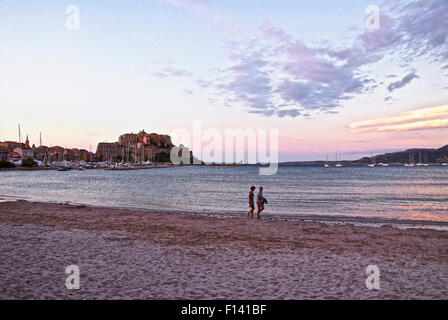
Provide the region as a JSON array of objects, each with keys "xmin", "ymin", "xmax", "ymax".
[{"xmin": 0, "ymin": 166, "xmax": 447, "ymax": 223}]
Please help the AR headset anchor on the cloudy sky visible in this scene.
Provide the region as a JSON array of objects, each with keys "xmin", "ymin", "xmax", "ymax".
[{"xmin": 0, "ymin": 0, "xmax": 447, "ymax": 161}]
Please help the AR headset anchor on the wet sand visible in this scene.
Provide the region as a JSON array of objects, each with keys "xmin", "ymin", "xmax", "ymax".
[{"xmin": 0, "ymin": 200, "xmax": 447, "ymax": 299}]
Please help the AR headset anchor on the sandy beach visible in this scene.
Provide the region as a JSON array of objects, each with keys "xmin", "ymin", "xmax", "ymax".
[{"xmin": 0, "ymin": 200, "xmax": 447, "ymax": 300}]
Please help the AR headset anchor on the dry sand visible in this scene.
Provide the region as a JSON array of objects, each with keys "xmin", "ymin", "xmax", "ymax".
[{"xmin": 0, "ymin": 200, "xmax": 447, "ymax": 299}]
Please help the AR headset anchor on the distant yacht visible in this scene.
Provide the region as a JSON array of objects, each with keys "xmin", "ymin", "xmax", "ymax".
[
  {"xmin": 335, "ymin": 151, "xmax": 343, "ymax": 167},
  {"xmin": 380, "ymin": 155, "xmax": 389, "ymax": 166},
  {"xmin": 324, "ymin": 154, "xmax": 331, "ymax": 168},
  {"xmin": 416, "ymin": 152, "xmax": 424, "ymax": 167},
  {"xmin": 442, "ymin": 154, "xmax": 448, "ymax": 166},
  {"xmin": 423, "ymin": 152, "xmax": 429, "ymax": 166},
  {"xmin": 367, "ymin": 152, "xmax": 376, "ymax": 167},
  {"xmin": 404, "ymin": 152, "xmax": 416, "ymax": 167}
]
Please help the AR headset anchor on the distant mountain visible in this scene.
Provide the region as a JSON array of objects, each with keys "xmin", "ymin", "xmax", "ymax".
[
  {"xmin": 437, "ymin": 144, "xmax": 448, "ymax": 154},
  {"xmin": 358, "ymin": 145, "xmax": 448, "ymax": 164},
  {"xmin": 279, "ymin": 144, "xmax": 448, "ymax": 166}
]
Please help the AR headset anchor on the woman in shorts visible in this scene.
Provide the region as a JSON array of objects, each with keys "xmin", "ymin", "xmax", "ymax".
[{"xmin": 256, "ymin": 186, "xmax": 265, "ymax": 219}]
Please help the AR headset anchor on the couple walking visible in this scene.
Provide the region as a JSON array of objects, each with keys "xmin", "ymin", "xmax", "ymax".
[{"xmin": 247, "ymin": 186, "xmax": 267, "ymax": 219}]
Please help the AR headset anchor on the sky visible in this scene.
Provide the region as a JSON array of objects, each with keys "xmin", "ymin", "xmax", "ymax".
[{"xmin": 0, "ymin": 0, "xmax": 447, "ymax": 161}]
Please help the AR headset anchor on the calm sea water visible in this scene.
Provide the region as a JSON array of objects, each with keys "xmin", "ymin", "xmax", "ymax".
[{"xmin": 1, "ymin": 166, "xmax": 448, "ymax": 225}]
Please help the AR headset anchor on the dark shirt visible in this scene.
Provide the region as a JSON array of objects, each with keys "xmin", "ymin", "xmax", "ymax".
[{"xmin": 249, "ymin": 191, "xmax": 254, "ymax": 205}]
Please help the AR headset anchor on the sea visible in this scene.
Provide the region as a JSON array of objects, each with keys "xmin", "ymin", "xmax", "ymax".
[{"xmin": 1, "ymin": 165, "xmax": 448, "ymax": 228}]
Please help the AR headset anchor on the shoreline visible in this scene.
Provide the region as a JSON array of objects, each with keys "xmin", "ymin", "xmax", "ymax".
[
  {"xmin": 1, "ymin": 200, "xmax": 448, "ymax": 299},
  {"xmin": 0, "ymin": 196, "xmax": 447, "ymax": 231},
  {"xmin": 0, "ymin": 164, "xmax": 180, "ymax": 171},
  {"xmin": 2, "ymin": 162, "xmax": 448, "ymax": 172}
]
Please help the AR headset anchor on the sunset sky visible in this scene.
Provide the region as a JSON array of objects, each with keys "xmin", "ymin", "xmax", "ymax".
[{"xmin": 1, "ymin": 0, "xmax": 447, "ymax": 161}]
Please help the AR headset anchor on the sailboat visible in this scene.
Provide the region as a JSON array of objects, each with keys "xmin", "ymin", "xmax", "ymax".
[
  {"xmin": 404, "ymin": 152, "xmax": 415, "ymax": 167},
  {"xmin": 381, "ymin": 155, "xmax": 389, "ymax": 167},
  {"xmin": 422, "ymin": 152, "xmax": 429, "ymax": 166},
  {"xmin": 335, "ymin": 151, "xmax": 343, "ymax": 167},
  {"xmin": 324, "ymin": 154, "xmax": 331, "ymax": 167},
  {"xmin": 416, "ymin": 151, "xmax": 424, "ymax": 167},
  {"xmin": 441, "ymin": 154, "xmax": 448, "ymax": 166},
  {"xmin": 367, "ymin": 152, "xmax": 376, "ymax": 167}
]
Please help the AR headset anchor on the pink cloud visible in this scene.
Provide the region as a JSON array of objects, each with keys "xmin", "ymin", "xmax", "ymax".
[{"xmin": 349, "ymin": 105, "xmax": 448, "ymax": 133}]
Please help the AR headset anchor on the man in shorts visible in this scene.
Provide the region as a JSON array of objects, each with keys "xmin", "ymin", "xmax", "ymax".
[{"xmin": 257, "ymin": 186, "xmax": 266, "ymax": 219}]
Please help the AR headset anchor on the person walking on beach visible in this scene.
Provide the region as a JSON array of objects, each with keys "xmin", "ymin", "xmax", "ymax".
[
  {"xmin": 247, "ymin": 186, "xmax": 256, "ymax": 218},
  {"xmin": 256, "ymin": 186, "xmax": 266, "ymax": 219}
]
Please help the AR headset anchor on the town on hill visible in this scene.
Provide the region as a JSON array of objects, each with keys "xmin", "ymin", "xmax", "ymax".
[{"xmin": 0, "ymin": 130, "xmax": 199, "ymax": 168}]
